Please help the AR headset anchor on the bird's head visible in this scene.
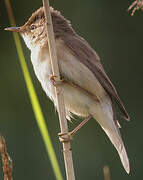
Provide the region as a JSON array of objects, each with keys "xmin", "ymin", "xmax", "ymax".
[{"xmin": 5, "ymin": 7, "xmax": 75, "ymax": 50}]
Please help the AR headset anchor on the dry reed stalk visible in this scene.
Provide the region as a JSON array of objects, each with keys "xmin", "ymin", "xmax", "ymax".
[
  {"xmin": 42, "ymin": 1, "xmax": 76, "ymax": 180},
  {"xmin": 128, "ymin": 0, "xmax": 143, "ymax": 15},
  {"xmin": 103, "ymin": 165, "xmax": 110, "ymax": 180},
  {"xmin": 0, "ymin": 136, "xmax": 13, "ymax": 180}
]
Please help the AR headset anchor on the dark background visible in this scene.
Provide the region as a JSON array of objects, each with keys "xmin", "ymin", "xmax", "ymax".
[{"xmin": 0, "ymin": 0, "xmax": 142, "ymax": 179}]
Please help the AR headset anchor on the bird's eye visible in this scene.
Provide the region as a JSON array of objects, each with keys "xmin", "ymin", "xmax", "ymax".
[{"xmin": 31, "ymin": 24, "xmax": 36, "ymax": 30}]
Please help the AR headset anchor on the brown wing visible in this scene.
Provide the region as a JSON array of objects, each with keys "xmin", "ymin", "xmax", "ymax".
[{"xmin": 62, "ymin": 34, "xmax": 129, "ymax": 120}]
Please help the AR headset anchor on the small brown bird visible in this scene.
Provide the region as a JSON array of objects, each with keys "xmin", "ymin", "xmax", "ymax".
[{"xmin": 5, "ymin": 7, "xmax": 130, "ymax": 173}]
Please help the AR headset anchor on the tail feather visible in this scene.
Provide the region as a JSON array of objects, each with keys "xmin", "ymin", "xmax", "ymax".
[
  {"xmin": 101, "ymin": 125, "xmax": 130, "ymax": 174},
  {"xmin": 90, "ymin": 97, "xmax": 130, "ymax": 173}
]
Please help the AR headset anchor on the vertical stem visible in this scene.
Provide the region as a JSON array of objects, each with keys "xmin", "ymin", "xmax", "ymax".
[
  {"xmin": 42, "ymin": 1, "xmax": 75, "ymax": 180},
  {"xmin": 103, "ymin": 166, "xmax": 110, "ymax": 180}
]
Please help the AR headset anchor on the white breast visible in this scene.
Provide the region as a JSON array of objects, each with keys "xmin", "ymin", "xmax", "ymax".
[
  {"xmin": 31, "ymin": 46, "xmax": 56, "ymax": 103},
  {"xmin": 29, "ymin": 40, "xmax": 108, "ymax": 119}
]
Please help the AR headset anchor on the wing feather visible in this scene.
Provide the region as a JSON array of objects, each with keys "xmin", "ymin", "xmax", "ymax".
[{"xmin": 62, "ymin": 34, "xmax": 129, "ymax": 120}]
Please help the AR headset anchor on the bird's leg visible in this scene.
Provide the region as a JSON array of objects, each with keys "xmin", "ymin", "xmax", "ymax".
[
  {"xmin": 58, "ymin": 115, "xmax": 92, "ymax": 142},
  {"xmin": 50, "ymin": 75, "xmax": 64, "ymax": 86},
  {"xmin": 70, "ymin": 115, "xmax": 92, "ymax": 136}
]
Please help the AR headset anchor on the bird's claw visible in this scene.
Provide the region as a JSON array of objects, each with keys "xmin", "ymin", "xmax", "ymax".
[
  {"xmin": 50, "ymin": 75, "xmax": 64, "ymax": 86},
  {"xmin": 58, "ymin": 132, "xmax": 72, "ymax": 142}
]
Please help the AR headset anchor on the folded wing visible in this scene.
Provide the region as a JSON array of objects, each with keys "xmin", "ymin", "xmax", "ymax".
[{"xmin": 62, "ymin": 34, "xmax": 129, "ymax": 120}]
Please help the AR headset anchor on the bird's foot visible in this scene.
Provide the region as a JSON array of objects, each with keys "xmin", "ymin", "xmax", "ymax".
[
  {"xmin": 50, "ymin": 75, "xmax": 64, "ymax": 86},
  {"xmin": 58, "ymin": 115, "xmax": 91, "ymax": 142},
  {"xmin": 58, "ymin": 115, "xmax": 92, "ymax": 142},
  {"xmin": 58, "ymin": 132, "xmax": 73, "ymax": 142}
]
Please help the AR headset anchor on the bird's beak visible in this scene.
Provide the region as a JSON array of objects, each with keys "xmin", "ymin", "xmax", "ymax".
[{"xmin": 4, "ymin": 27, "xmax": 21, "ymax": 32}]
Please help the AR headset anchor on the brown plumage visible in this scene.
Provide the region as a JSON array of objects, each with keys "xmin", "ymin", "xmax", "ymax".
[
  {"xmin": 23, "ymin": 7, "xmax": 129, "ymax": 120},
  {"xmin": 5, "ymin": 7, "xmax": 130, "ymax": 173}
]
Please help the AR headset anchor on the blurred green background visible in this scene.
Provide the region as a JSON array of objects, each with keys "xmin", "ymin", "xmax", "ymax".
[{"xmin": 0, "ymin": 0, "xmax": 142, "ymax": 179}]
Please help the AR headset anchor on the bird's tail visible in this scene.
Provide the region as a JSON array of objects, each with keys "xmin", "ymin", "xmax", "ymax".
[{"xmin": 90, "ymin": 97, "xmax": 130, "ymax": 173}]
